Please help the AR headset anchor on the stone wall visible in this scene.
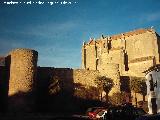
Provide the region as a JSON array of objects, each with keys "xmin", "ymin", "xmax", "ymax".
[
  {"xmin": 8, "ymin": 48, "xmax": 38, "ymax": 95},
  {"xmin": 82, "ymin": 28, "xmax": 160, "ymax": 77},
  {"xmin": 73, "ymin": 69, "xmax": 99, "ymax": 87},
  {"xmin": 84, "ymin": 43, "xmax": 97, "ymax": 70},
  {"xmin": 81, "ymin": 28, "xmax": 160, "ymax": 106},
  {"xmin": 0, "ymin": 63, "xmax": 101, "ymax": 113},
  {"xmin": 100, "ymin": 49, "xmax": 125, "ymax": 75},
  {"xmin": 7, "ymin": 48, "xmax": 38, "ymax": 112},
  {"xmin": 128, "ymin": 59, "xmax": 154, "ymax": 77},
  {"xmin": 125, "ymin": 31, "xmax": 156, "ymax": 62},
  {"xmin": 36, "ymin": 67, "xmax": 100, "ymax": 112},
  {"xmin": 99, "ymin": 63, "xmax": 121, "ymax": 95},
  {"xmin": 0, "ymin": 28, "xmax": 158, "ymax": 113},
  {"xmin": 0, "ymin": 66, "xmax": 8, "ymax": 112},
  {"xmin": 37, "ymin": 67, "xmax": 99, "ymax": 97},
  {"xmin": 125, "ymin": 30, "xmax": 158, "ymax": 76},
  {"xmin": 156, "ymin": 33, "xmax": 160, "ymax": 61}
]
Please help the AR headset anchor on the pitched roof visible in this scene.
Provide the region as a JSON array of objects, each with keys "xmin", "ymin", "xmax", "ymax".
[
  {"xmin": 86, "ymin": 28, "xmax": 155, "ymax": 45},
  {"xmin": 109, "ymin": 28, "xmax": 154, "ymax": 40},
  {"xmin": 143, "ymin": 64, "xmax": 160, "ymax": 75}
]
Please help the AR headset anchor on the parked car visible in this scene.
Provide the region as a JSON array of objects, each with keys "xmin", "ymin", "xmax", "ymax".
[
  {"xmin": 104, "ymin": 105, "xmax": 146, "ymax": 120},
  {"xmin": 96, "ymin": 109, "xmax": 108, "ymax": 119},
  {"xmin": 136, "ymin": 113, "xmax": 160, "ymax": 120},
  {"xmin": 86, "ymin": 107, "xmax": 107, "ymax": 119}
]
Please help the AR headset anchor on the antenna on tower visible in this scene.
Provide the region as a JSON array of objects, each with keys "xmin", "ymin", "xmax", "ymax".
[
  {"xmin": 101, "ymin": 34, "xmax": 104, "ymax": 39},
  {"xmin": 83, "ymin": 41, "xmax": 86, "ymax": 46}
]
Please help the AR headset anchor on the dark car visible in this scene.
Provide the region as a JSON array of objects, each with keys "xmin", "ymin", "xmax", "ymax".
[
  {"xmin": 136, "ymin": 113, "xmax": 160, "ymax": 120},
  {"xmin": 104, "ymin": 105, "xmax": 146, "ymax": 120}
]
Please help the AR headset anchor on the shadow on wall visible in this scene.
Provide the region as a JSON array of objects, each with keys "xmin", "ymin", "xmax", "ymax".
[
  {"xmin": 5, "ymin": 54, "xmax": 37, "ymax": 113},
  {"xmin": 35, "ymin": 67, "xmax": 105, "ymax": 114},
  {"xmin": 0, "ymin": 64, "xmax": 105, "ymax": 113},
  {"xmin": 8, "ymin": 91, "xmax": 36, "ymax": 113},
  {"xmin": 156, "ymin": 33, "xmax": 160, "ymax": 60},
  {"xmin": 120, "ymin": 76, "xmax": 130, "ymax": 93},
  {"xmin": 35, "ymin": 67, "xmax": 73, "ymax": 113},
  {"xmin": 120, "ymin": 76, "xmax": 131, "ymax": 103},
  {"xmin": 0, "ymin": 55, "xmax": 10, "ymax": 112}
]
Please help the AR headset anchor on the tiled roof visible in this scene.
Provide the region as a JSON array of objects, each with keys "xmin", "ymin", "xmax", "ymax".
[
  {"xmin": 143, "ymin": 64, "xmax": 160, "ymax": 74},
  {"xmin": 109, "ymin": 28, "xmax": 153, "ymax": 40},
  {"xmin": 87, "ymin": 28, "xmax": 155, "ymax": 45}
]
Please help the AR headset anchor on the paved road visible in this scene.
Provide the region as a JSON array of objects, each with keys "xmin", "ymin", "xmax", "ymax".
[{"xmin": 0, "ymin": 114, "xmax": 90, "ymax": 120}]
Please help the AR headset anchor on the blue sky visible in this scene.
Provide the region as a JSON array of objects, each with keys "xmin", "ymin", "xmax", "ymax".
[{"xmin": 0, "ymin": 0, "xmax": 160, "ymax": 68}]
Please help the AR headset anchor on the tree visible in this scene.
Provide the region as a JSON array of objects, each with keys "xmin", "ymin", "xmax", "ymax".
[
  {"xmin": 130, "ymin": 76, "xmax": 146, "ymax": 106},
  {"xmin": 139, "ymin": 79, "xmax": 147, "ymax": 102},
  {"xmin": 94, "ymin": 76, "xmax": 104, "ymax": 101},
  {"xmin": 94, "ymin": 76, "xmax": 114, "ymax": 103}
]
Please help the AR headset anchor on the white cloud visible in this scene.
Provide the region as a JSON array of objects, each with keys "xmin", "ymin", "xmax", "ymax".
[
  {"xmin": 0, "ymin": 21, "xmax": 81, "ymax": 68},
  {"xmin": 138, "ymin": 11, "xmax": 160, "ymax": 24},
  {"xmin": 146, "ymin": 12, "xmax": 160, "ymax": 22},
  {"xmin": 16, "ymin": 21, "xmax": 78, "ymax": 39}
]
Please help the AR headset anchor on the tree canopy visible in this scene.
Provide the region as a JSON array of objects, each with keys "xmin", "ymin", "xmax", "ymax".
[
  {"xmin": 94, "ymin": 76, "xmax": 114, "ymax": 102},
  {"xmin": 130, "ymin": 76, "xmax": 147, "ymax": 101},
  {"xmin": 95, "ymin": 76, "xmax": 114, "ymax": 93}
]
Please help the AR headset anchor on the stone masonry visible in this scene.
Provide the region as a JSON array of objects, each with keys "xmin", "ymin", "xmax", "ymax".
[
  {"xmin": 8, "ymin": 48, "xmax": 38, "ymax": 96},
  {"xmin": 82, "ymin": 28, "xmax": 160, "ymax": 77},
  {"xmin": 0, "ymin": 28, "xmax": 160, "ymax": 112},
  {"xmin": 7, "ymin": 48, "xmax": 38, "ymax": 112},
  {"xmin": 81, "ymin": 28, "xmax": 160, "ymax": 105}
]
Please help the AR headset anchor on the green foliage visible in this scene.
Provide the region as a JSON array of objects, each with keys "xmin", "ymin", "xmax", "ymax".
[
  {"xmin": 139, "ymin": 80, "xmax": 147, "ymax": 96},
  {"xmin": 130, "ymin": 77, "xmax": 144, "ymax": 93},
  {"xmin": 95, "ymin": 76, "xmax": 114, "ymax": 93},
  {"xmin": 94, "ymin": 76, "xmax": 103, "ymax": 94},
  {"xmin": 130, "ymin": 76, "xmax": 147, "ymax": 101},
  {"xmin": 94, "ymin": 76, "xmax": 114, "ymax": 102}
]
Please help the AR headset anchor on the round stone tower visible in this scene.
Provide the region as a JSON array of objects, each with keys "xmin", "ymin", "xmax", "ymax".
[
  {"xmin": 7, "ymin": 48, "xmax": 38, "ymax": 112},
  {"xmin": 8, "ymin": 48, "xmax": 38, "ymax": 95},
  {"xmin": 99, "ymin": 63, "xmax": 121, "ymax": 95}
]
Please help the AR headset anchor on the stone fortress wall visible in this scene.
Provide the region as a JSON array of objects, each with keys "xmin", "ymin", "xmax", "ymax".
[
  {"xmin": 82, "ymin": 28, "xmax": 160, "ymax": 77},
  {"xmin": 81, "ymin": 28, "xmax": 160, "ymax": 105},
  {"xmin": 6, "ymin": 49, "xmax": 38, "ymax": 112},
  {"xmin": 0, "ymin": 28, "xmax": 160, "ymax": 112},
  {"xmin": 0, "ymin": 49, "xmax": 100, "ymax": 112},
  {"xmin": 8, "ymin": 49, "xmax": 38, "ymax": 96},
  {"xmin": 99, "ymin": 63, "xmax": 121, "ymax": 95},
  {"xmin": 37, "ymin": 67, "xmax": 99, "ymax": 94},
  {"xmin": 0, "ymin": 65, "xmax": 8, "ymax": 112}
]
